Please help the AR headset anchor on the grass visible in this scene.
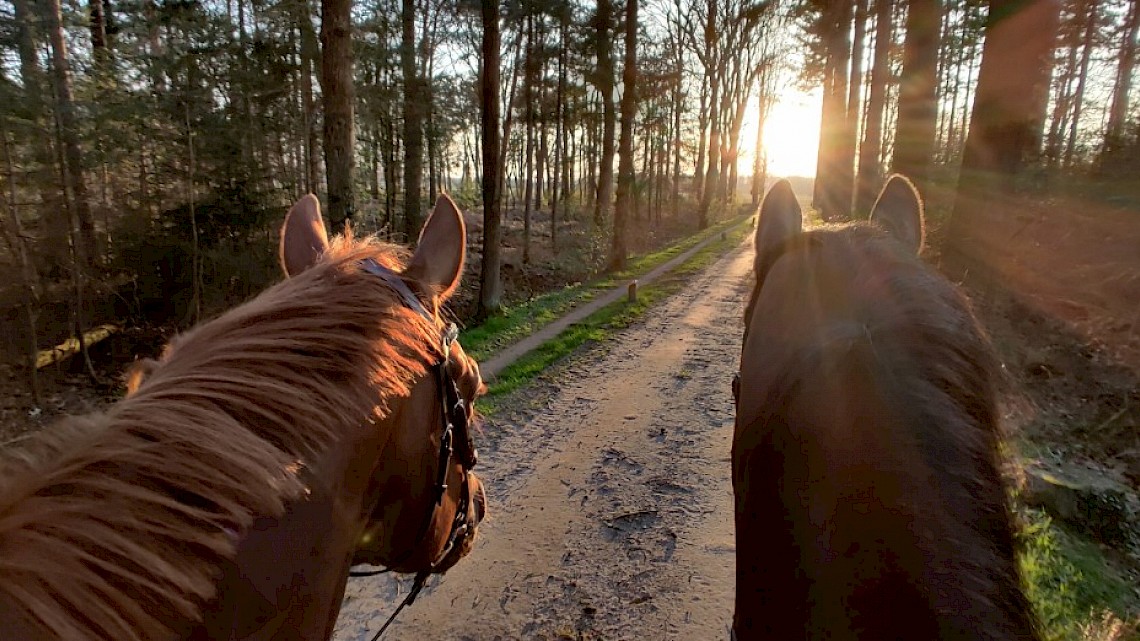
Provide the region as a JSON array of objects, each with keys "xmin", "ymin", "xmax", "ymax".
[
  {"xmin": 474, "ymin": 221, "xmax": 751, "ymax": 414},
  {"xmin": 1019, "ymin": 506, "xmax": 1140, "ymax": 641},
  {"xmin": 460, "ymin": 213, "xmax": 751, "ymax": 362}
]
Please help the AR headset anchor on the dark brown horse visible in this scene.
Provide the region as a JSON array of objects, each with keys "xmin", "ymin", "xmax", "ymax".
[
  {"xmin": 732, "ymin": 176, "xmax": 1039, "ymax": 640},
  {"xmin": 0, "ymin": 195, "xmax": 487, "ymax": 640}
]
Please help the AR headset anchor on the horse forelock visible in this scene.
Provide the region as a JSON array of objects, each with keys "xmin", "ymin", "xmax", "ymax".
[
  {"xmin": 0, "ymin": 234, "xmax": 444, "ymax": 641},
  {"xmin": 738, "ymin": 223, "xmax": 1037, "ymax": 640}
]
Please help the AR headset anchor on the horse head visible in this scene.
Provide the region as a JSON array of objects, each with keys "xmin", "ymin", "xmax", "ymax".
[
  {"xmin": 100, "ymin": 194, "xmax": 488, "ymax": 640},
  {"xmin": 278, "ymin": 194, "xmax": 488, "ymax": 577},
  {"xmin": 732, "ymin": 176, "xmax": 1037, "ymax": 641}
]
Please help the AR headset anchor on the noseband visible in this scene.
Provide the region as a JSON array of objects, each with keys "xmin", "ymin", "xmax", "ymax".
[{"xmin": 350, "ymin": 258, "xmax": 479, "ymax": 639}]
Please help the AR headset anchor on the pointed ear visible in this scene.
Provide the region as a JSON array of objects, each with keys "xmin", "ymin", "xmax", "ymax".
[
  {"xmin": 869, "ymin": 174, "xmax": 925, "ymax": 255},
  {"xmin": 125, "ymin": 358, "xmax": 160, "ymax": 396},
  {"xmin": 404, "ymin": 194, "xmax": 467, "ymax": 301},
  {"xmin": 280, "ymin": 194, "xmax": 330, "ymax": 276},
  {"xmin": 755, "ymin": 179, "xmax": 803, "ymax": 276}
]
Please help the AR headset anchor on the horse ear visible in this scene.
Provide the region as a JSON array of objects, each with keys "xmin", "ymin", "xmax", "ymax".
[
  {"xmin": 125, "ymin": 358, "xmax": 160, "ymax": 396},
  {"xmin": 869, "ymin": 174, "xmax": 925, "ymax": 255},
  {"xmin": 405, "ymin": 194, "xmax": 467, "ymax": 301},
  {"xmin": 280, "ymin": 194, "xmax": 330, "ymax": 276},
  {"xmin": 755, "ymin": 179, "xmax": 803, "ymax": 273}
]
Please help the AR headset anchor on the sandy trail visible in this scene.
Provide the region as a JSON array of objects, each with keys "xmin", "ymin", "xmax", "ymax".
[{"xmin": 334, "ymin": 239, "xmax": 753, "ymax": 641}]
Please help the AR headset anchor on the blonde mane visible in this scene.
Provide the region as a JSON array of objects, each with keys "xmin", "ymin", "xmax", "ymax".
[{"xmin": 0, "ymin": 236, "xmax": 443, "ymax": 640}]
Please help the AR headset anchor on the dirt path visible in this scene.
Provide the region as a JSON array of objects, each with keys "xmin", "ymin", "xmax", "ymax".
[
  {"xmin": 480, "ymin": 215, "xmax": 751, "ymax": 380},
  {"xmin": 334, "ymin": 238, "xmax": 753, "ymax": 641}
]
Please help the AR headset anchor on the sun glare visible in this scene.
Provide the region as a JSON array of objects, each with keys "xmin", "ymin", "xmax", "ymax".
[{"xmin": 738, "ymin": 87, "xmax": 823, "ymax": 179}]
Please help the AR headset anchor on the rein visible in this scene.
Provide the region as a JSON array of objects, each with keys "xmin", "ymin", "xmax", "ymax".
[{"xmin": 349, "ymin": 258, "xmax": 479, "ymax": 640}]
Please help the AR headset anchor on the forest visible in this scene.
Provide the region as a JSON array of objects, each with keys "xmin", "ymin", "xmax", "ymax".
[
  {"xmin": 2, "ymin": 0, "xmax": 1140, "ymax": 636},
  {"xmin": 1, "ymin": 0, "xmax": 1138, "ymax": 393}
]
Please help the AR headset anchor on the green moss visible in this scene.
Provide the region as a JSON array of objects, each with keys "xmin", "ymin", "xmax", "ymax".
[{"xmin": 1019, "ymin": 507, "xmax": 1139, "ymax": 640}]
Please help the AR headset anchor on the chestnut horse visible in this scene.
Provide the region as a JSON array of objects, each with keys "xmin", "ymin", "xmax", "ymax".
[
  {"xmin": 0, "ymin": 195, "xmax": 487, "ymax": 640},
  {"xmin": 732, "ymin": 177, "xmax": 1039, "ymax": 640}
]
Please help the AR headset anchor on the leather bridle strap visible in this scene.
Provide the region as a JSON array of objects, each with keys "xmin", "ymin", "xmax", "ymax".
[
  {"xmin": 349, "ymin": 259, "xmax": 477, "ymax": 640},
  {"xmin": 367, "ymin": 571, "xmax": 429, "ymax": 641},
  {"xmin": 347, "ymin": 345, "xmax": 468, "ymax": 578},
  {"xmin": 360, "ymin": 258, "xmax": 435, "ymax": 319}
]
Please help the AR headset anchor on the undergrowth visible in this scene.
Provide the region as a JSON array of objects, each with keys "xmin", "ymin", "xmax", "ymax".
[{"xmin": 1019, "ymin": 507, "xmax": 1140, "ymax": 641}]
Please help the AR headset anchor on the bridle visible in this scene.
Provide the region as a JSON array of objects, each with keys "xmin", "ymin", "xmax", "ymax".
[{"xmin": 349, "ymin": 258, "xmax": 480, "ymax": 640}]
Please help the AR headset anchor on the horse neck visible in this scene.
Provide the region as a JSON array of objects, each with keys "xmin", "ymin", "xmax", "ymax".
[
  {"xmin": 0, "ymin": 373, "xmax": 397, "ymax": 641},
  {"xmin": 185, "ymin": 403, "xmax": 397, "ymax": 641},
  {"xmin": 735, "ymin": 243, "xmax": 1036, "ymax": 640}
]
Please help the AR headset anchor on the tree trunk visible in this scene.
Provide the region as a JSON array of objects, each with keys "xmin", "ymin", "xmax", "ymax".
[
  {"xmin": 497, "ymin": 36, "xmax": 523, "ymax": 206},
  {"xmin": 536, "ymin": 18, "xmax": 547, "ymax": 214},
  {"xmin": 639, "ymin": 126, "xmax": 649, "ymax": 218},
  {"xmin": 836, "ymin": 0, "xmax": 856, "ymax": 217},
  {"xmin": 1105, "ymin": 0, "xmax": 1140, "ymax": 156},
  {"xmin": 13, "ymin": 0, "xmax": 68, "ymax": 268},
  {"xmin": 523, "ymin": 14, "xmax": 536, "ymax": 264},
  {"xmin": 384, "ymin": 117, "xmax": 397, "ymax": 229},
  {"xmin": 813, "ymin": 0, "xmax": 853, "ymax": 221},
  {"xmin": 943, "ymin": 13, "xmax": 964, "ymax": 162},
  {"xmin": 698, "ymin": 0, "xmax": 720, "ymax": 229},
  {"xmin": 428, "ymin": 104, "xmax": 439, "ymax": 204},
  {"xmin": 552, "ymin": 17, "xmax": 567, "ymax": 254},
  {"xmin": 477, "ymin": 0, "xmax": 503, "ymax": 319},
  {"xmin": 694, "ymin": 79, "xmax": 709, "ymax": 201},
  {"xmin": 893, "ymin": 0, "xmax": 942, "ymax": 184},
  {"xmin": 89, "ymin": 0, "xmax": 111, "ymax": 65},
  {"xmin": 1, "ymin": 127, "xmax": 43, "ymax": 403},
  {"xmin": 1063, "ymin": 0, "xmax": 1099, "ymax": 167},
  {"xmin": 320, "ymin": 0, "xmax": 355, "ymax": 229},
  {"xmin": 957, "ymin": 25, "xmax": 980, "ymax": 152},
  {"xmin": 839, "ymin": 0, "xmax": 866, "ymax": 208},
  {"xmin": 611, "ymin": 0, "xmax": 637, "ymax": 270},
  {"xmin": 934, "ymin": 1, "xmax": 953, "ymax": 158},
  {"xmin": 1046, "ymin": 37, "xmax": 1074, "ymax": 162},
  {"xmin": 50, "ymin": 111, "xmax": 96, "ymax": 381},
  {"xmin": 857, "ymin": 0, "xmax": 893, "ymax": 215},
  {"xmin": 402, "ymin": 0, "xmax": 424, "ymax": 238},
  {"xmin": 593, "ymin": 0, "xmax": 616, "ymax": 231},
  {"xmin": 751, "ymin": 71, "xmax": 775, "ymax": 206},
  {"xmin": 297, "ymin": 0, "xmax": 321, "ymax": 193},
  {"xmin": 45, "ymin": 0, "xmax": 97, "ymax": 266},
  {"xmin": 724, "ymin": 92, "xmax": 750, "ymax": 205},
  {"xmin": 948, "ymin": 0, "xmax": 1059, "ymax": 262},
  {"xmin": 672, "ymin": 64, "xmax": 683, "ymax": 217}
]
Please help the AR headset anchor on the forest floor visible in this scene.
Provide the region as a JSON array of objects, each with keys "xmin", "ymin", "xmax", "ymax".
[{"xmin": 924, "ymin": 181, "xmax": 1140, "ymax": 502}]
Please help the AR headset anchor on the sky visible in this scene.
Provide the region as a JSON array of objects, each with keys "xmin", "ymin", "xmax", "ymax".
[{"xmin": 739, "ymin": 87, "xmax": 823, "ymax": 179}]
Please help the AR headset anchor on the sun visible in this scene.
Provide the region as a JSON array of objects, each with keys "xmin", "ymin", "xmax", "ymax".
[{"xmin": 738, "ymin": 87, "xmax": 823, "ymax": 179}]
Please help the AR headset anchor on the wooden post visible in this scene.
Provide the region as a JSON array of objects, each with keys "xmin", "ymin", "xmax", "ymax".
[{"xmin": 628, "ymin": 280, "xmax": 638, "ymax": 302}]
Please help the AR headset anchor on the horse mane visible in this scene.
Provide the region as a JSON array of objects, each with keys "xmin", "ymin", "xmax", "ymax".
[
  {"xmin": 740, "ymin": 223, "xmax": 1038, "ymax": 640},
  {"xmin": 0, "ymin": 234, "xmax": 442, "ymax": 641}
]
